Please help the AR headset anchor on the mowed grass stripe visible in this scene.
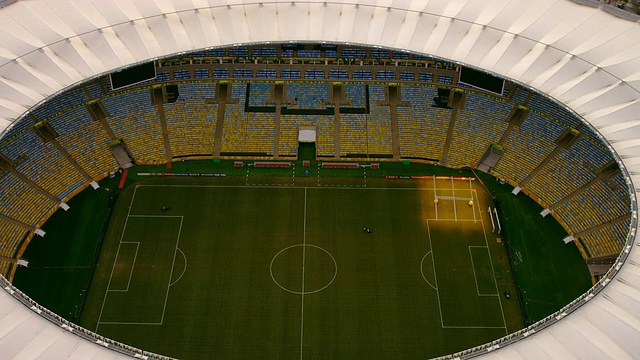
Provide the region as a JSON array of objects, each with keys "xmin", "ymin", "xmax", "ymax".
[
  {"xmin": 470, "ymin": 246, "xmax": 498, "ymax": 296},
  {"xmin": 107, "ymin": 242, "xmax": 138, "ymax": 291},
  {"xmin": 98, "ymin": 186, "xmax": 306, "ymax": 358},
  {"xmin": 428, "ymin": 220, "xmax": 505, "ymax": 329},
  {"xmin": 301, "ymin": 188, "xmax": 438, "ymax": 358},
  {"xmin": 99, "ymin": 216, "xmax": 182, "ymax": 325},
  {"xmin": 82, "ymin": 184, "xmax": 517, "ymax": 359}
]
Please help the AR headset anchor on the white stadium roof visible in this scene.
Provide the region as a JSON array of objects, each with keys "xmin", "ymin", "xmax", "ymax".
[{"xmin": 0, "ymin": 0, "xmax": 639, "ymax": 358}]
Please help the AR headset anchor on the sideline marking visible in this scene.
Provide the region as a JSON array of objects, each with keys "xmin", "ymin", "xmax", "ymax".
[
  {"xmin": 451, "ymin": 177, "xmax": 457, "ymax": 222},
  {"xmin": 246, "ymin": 165, "xmax": 295, "ymax": 187},
  {"xmin": 300, "ymin": 187, "xmax": 307, "ymax": 360},
  {"xmin": 107, "ymin": 242, "xmax": 139, "ymax": 293},
  {"xmin": 426, "ymin": 219, "xmax": 507, "ymax": 331},
  {"xmin": 316, "ymin": 164, "xmax": 367, "ymax": 187},
  {"xmin": 475, "ymin": 195, "xmax": 509, "ymax": 335},
  {"xmin": 425, "ymin": 221, "xmax": 444, "ymax": 327},
  {"xmin": 96, "ymin": 185, "xmax": 139, "ymax": 332},
  {"xmin": 139, "ymin": 184, "xmax": 444, "ymax": 191},
  {"xmin": 433, "ymin": 176, "xmax": 438, "ymax": 220},
  {"xmin": 161, "ymin": 217, "xmax": 184, "ymax": 324},
  {"xmin": 469, "ymin": 178, "xmax": 477, "ymax": 223},
  {"xmin": 469, "ymin": 246, "xmax": 498, "ymax": 297},
  {"xmin": 96, "ymin": 185, "xmax": 184, "ymax": 329}
]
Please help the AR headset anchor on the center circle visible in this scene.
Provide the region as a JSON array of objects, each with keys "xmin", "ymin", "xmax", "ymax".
[{"xmin": 270, "ymin": 244, "xmax": 337, "ymax": 295}]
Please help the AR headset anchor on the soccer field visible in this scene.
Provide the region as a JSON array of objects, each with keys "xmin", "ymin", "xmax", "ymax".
[{"xmin": 80, "ymin": 179, "xmax": 522, "ymax": 359}]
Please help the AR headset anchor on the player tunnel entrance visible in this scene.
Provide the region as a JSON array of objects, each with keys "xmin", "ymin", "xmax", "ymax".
[{"xmin": 298, "ymin": 126, "xmax": 317, "ymax": 161}]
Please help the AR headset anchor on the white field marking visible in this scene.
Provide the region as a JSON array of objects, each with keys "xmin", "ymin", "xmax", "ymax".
[
  {"xmin": 427, "ymin": 219, "xmax": 506, "ymax": 330},
  {"xmin": 475, "ymin": 195, "xmax": 509, "ymax": 335},
  {"xmin": 316, "ymin": 166, "xmax": 366, "ymax": 187},
  {"xmin": 169, "ymin": 247, "xmax": 188, "ymax": 287},
  {"xmin": 468, "ymin": 246, "xmax": 498, "ymax": 297},
  {"xmin": 425, "ymin": 219, "xmax": 480, "ymax": 222},
  {"xmin": 434, "ymin": 195, "xmax": 473, "ymax": 201},
  {"xmin": 442, "ymin": 325, "xmax": 507, "ymax": 329},
  {"xmin": 432, "ymin": 175, "xmax": 437, "ymax": 197},
  {"xmin": 138, "ymin": 184, "xmax": 441, "ymax": 191},
  {"xmin": 96, "ymin": 184, "xmax": 139, "ymax": 332},
  {"xmin": 116, "ymin": 241, "xmax": 139, "ymax": 292},
  {"xmin": 245, "ymin": 165, "xmax": 296, "ymax": 187},
  {"xmin": 97, "ymin": 210, "xmax": 184, "ymax": 327},
  {"xmin": 469, "ymin": 178, "xmax": 477, "ymax": 223},
  {"xmin": 419, "ymin": 251, "xmax": 437, "ymax": 291},
  {"xmin": 160, "ymin": 216, "xmax": 184, "ymax": 324},
  {"xmin": 128, "ymin": 215, "xmax": 182, "ymax": 218},
  {"xmin": 425, "ymin": 220, "xmax": 444, "ymax": 328},
  {"xmin": 451, "ymin": 177, "xmax": 457, "ymax": 222},
  {"xmin": 98, "ymin": 321, "xmax": 163, "ymax": 326},
  {"xmin": 270, "ymin": 244, "xmax": 337, "ymax": 295},
  {"xmin": 434, "ymin": 176, "xmax": 438, "ymax": 221},
  {"xmin": 300, "ymin": 187, "xmax": 307, "ymax": 360}
]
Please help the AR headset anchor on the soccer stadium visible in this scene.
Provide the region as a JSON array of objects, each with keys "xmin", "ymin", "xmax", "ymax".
[{"xmin": 0, "ymin": 0, "xmax": 639, "ymax": 359}]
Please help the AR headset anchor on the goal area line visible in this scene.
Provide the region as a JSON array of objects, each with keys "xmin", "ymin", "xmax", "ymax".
[
  {"xmin": 96, "ymin": 186, "xmax": 184, "ymax": 330},
  {"xmin": 425, "ymin": 219, "xmax": 507, "ymax": 332}
]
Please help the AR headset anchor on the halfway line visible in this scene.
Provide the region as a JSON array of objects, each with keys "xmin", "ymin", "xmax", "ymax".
[{"xmin": 300, "ymin": 187, "xmax": 307, "ymax": 360}]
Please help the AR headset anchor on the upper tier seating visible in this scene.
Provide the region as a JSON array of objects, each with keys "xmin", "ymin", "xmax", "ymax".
[
  {"xmin": 528, "ymin": 93, "xmax": 581, "ymax": 128},
  {"xmin": 286, "ymin": 83, "xmax": 330, "ymax": 109},
  {"xmin": 343, "ymin": 84, "xmax": 366, "ymax": 108},
  {"xmin": 510, "ymin": 87, "xmax": 529, "ymax": 105},
  {"xmin": 248, "ymin": 83, "xmax": 272, "ymax": 107},
  {"xmin": 251, "ymin": 47, "xmax": 278, "ymax": 57},
  {"xmin": 86, "ymin": 82, "xmax": 106, "ymax": 100},
  {"xmin": 31, "ymin": 87, "xmax": 88, "ymax": 121}
]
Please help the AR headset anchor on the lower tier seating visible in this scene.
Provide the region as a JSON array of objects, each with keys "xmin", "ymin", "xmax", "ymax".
[
  {"xmin": 493, "ymin": 112, "xmax": 563, "ymax": 184},
  {"xmin": 165, "ymin": 102, "xmax": 217, "ymax": 157},
  {"xmin": 340, "ymin": 114, "xmax": 367, "ymax": 156},
  {"xmin": 367, "ymin": 106, "xmax": 393, "ymax": 156},
  {"xmin": 279, "ymin": 114, "xmax": 334, "ymax": 157},
  {"xmin": 0, "ymin": 172, "xmax": 55, "ymax": 225},
  {"xmin": 580, "ymin": 219, "xmax": 630, "ymax": 258}
]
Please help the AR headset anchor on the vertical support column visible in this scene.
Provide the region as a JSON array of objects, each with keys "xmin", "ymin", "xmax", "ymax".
[
  {"xmin": 388, "ymin": 85, "xmax": 401, "ymax": 161},
  {"xmin": 212, "ymin": 83, "xmax": 228, "ymax": 158},
  {"xmin": 440, "ymin": 108, "xmax": 458, "ymax": 165}
]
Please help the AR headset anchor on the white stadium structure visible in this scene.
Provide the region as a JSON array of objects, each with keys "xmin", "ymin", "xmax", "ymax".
[{"xmin": 0, "ymin": 0, "xmax": 639, "ymax": 358}]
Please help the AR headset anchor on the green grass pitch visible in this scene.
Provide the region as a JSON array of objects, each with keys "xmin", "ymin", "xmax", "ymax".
[{"xmin": 79, "ymin": 179, "xmax": 522, "ymax": 359}]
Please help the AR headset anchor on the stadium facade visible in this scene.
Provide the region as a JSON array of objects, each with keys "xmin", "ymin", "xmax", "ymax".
[{"xmin": 0, "ymin": 0, "xmax": 639, "ymax": 358}]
